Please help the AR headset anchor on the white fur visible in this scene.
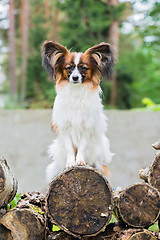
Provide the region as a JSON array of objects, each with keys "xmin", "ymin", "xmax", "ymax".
[{"xmin": 46, "ymin": 83, "xmax": 114, "ymax": 183}]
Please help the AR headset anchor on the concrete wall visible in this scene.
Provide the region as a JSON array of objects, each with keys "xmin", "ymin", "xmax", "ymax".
[{"xmin": 0, "ymin": 110, "xmax": 160, "ymax": 193}]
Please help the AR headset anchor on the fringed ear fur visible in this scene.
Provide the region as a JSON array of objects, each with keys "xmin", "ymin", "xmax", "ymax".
[
  {"xmin": 85, "ymin": 42, "xmax": 115, "ymax": 80},
  {"xmin": 42, "ymin": 41, "xmax": 69, "ymax": 80}
]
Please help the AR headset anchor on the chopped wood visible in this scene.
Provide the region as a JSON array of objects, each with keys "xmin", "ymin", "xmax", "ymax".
[
  {"xmin": 112, "ymin": 229, "xmax": 157, "ymax": 240},
  {"xmin": 114, "ymin": 183, "xmax": 160, "ymax": 228},
  {"xmin": 139, "ymin": 153, "xmax": 160, "ymax": 192},
  {"xmin": 16, "ymin": 191, "xmax": 45, "ymax": 211},
  {"xmin": 129, "ymin": 232, "xmax": 157, "ymax": 240},
  {"xmin": 46, "ymin": 166, "xmax": 113, "ymax": 238},
  {"xmin": 47, "ymin": 223, "xmax": 125, "ymax": 240},
  {"xmin": 0, "ymin": 158, "xmax": 18, "ymax": 208},
  {"xmin": 0, "ymin": 208, "xmax": 45, "ymax": 240}
]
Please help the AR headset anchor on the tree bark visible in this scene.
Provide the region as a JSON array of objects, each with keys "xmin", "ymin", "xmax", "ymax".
[
  {"xmin": 0, "ymin": 158, "xmax": 17, "ymax": 209},
  {"xmin": 20, "ymin": 0, "xmax": 29, "ymax": 101},
  {"xmin": 46, "ymin": 166, "xmax": 113, "ymax": 238},
  {"xmin": 113, "ymin": 183, "xmax": 160, "ymax": 228},
  {"xmin": 8, "ymin": 0, "xmax": 17, "ymax": 96},
  {"xmin": 108, "ymin": 0, "xmax": 119, "ymax": 107}
]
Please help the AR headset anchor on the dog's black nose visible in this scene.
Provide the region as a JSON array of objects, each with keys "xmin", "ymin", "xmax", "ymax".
[{"xmin": 72, "ymin": 76, "xmax": 79, "ymax": 82}]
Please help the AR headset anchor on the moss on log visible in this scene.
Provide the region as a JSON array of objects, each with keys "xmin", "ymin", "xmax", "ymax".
[
  {"xmin": 114, "ymin": 183, "xmax": 160, "ymax": 228},
  {"xmin": 46, "ymin": 166, "xmax": 113, "ymax": 238}
]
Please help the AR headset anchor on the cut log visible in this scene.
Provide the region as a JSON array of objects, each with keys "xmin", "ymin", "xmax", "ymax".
[
  {"xmin": 0, "ymin": 208, "xmax": 45, "ymax": 240},
  {"xmin": 48, "ymin": 229, "xmax": 158, "ymax": 240},
  {"xmin": 0, "ymin": 158, "xmax": 18, "ymax": 208},
  {"xmin": 112, "ymin": 229, "xmax": 157, "ymax": 240},
  {"xmin": 46, "ymin": 166, "xmax": 113, "ymax": 238},
  {"xmin": 129, "ymin": 232, "xmax": 157, "ymax": 240},
  {"xmin": 47, "ymin": 223, "xmax": 124, "ymax": 240},
  {"xmin": 139, "ymin": 153, "xmax": 160, "ymax": 192},
  {"xmin": 114, "ymin": 183, "xmax": 160, "ymax": 228}
]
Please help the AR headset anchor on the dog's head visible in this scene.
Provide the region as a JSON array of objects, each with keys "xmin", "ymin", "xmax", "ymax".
[{"xmin": 42, "ymin": 41, "xmax": 114, "ymax": 89}]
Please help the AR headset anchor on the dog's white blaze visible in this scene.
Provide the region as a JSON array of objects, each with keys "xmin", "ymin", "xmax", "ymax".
[
  {"xmin": 69, "ymin": 53, "xmax": 82, "ymax": 83},
  {"xmin": 74, "ymin": 52, "xmax": 82, "ymax": 65}
]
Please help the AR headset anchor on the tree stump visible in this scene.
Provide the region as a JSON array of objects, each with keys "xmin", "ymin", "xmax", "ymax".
[
  {"xmin": 140, "ymin": 153, "xmax": 160, "ymax": 192},
  {"xmin": 0, "ymin": 208, "xmax": 45, "ymax": 240},
  {"xmin": 46, "ymin": 166, "xmax": 113, "ymax": 238},
  {"xmin": 114, "ymin": 183, "xmax": 160, "ymax": 228},
  {"xmin": 0, "ymin": 158, "xmax": 18, "ymax": 208}
]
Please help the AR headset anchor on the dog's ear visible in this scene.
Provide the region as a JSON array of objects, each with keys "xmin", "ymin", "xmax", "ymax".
[
  {"xmin": 85, "ymin": 42, "xmax": 114, "ymax": 79},
  {"xmin": 42, "ymin": 41, "xmax": 69, "ymax": 80}
]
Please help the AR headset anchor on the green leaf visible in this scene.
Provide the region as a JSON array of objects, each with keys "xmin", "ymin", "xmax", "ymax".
[
  {"xmin": 52, "ymin": 224, "xmax": 61, "ymax": 232},
  {"xmin": 148, "ymin": 222, "xmax": 159, "ymax": 233},
  {"xmin": 7, "ymin": 193, "xmax": 22, "ymax": 210}
]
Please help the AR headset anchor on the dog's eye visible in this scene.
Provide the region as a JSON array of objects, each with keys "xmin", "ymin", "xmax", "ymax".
[
  {"xmin": 66, "ymin": 66, "xmax": 72, "ymax": 70},
  {"xmin": 81, "ymin": 66, "xmax": 88, "ymax": 70}
]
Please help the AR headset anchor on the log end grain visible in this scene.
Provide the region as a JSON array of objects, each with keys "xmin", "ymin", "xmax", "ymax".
[
  {"xmin": 46, "ymin": 166, "xmax": 113, "ymax": 238},
  {"xmin": 118, "ymin": 183, "xmax": 160, "ymax": 228}
]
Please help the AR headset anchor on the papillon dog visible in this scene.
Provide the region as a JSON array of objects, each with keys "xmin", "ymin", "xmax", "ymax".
[{"xmin": 42, "ymin": 41, "xmax": 114, "ymax": 183}]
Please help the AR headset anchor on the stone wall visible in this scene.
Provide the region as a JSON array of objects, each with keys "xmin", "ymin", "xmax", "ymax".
[{"xmin": 0, "ymin": 110, "xmax": 159, "ymax": 192}]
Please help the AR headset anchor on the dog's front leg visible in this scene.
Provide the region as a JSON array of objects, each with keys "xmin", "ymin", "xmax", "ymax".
[
  {"xmin": 64, "ymin": 135, "xmax": 76, "ymax": 168},
  {"xmin": 76, "ymin": 137, "xmax": 86, "ymax": 166}
]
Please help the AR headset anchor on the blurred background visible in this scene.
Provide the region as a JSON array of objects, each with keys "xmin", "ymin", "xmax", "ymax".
[{"xmin": 0, "ymin": 0, "xmax": 160, "ymax": 192}]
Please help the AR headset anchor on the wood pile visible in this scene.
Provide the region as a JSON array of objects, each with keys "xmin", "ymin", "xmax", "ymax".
[{"xmin": 0, "ymin": 140, "xmax": 160, "ymax": 239}]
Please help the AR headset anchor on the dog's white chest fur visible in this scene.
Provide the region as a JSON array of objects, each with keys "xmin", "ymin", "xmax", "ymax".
[
  {"xmin": 53, "ymin": 84, "xmax": 105, "ymax": 136},
  {"xmin": 46, "ymin": 83, "xmax": 113, "ymax": 182}
]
